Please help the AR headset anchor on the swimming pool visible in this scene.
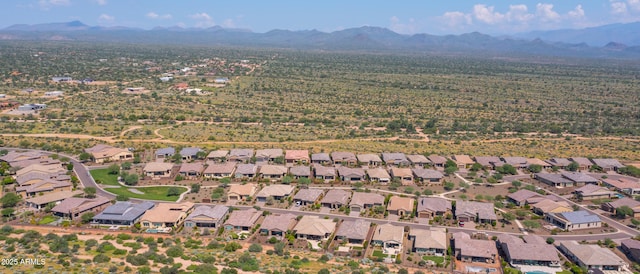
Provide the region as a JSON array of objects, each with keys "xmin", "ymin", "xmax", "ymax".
[{"xmin": 525, "ymin": 271, "xmax": 550, "ymax": 274}]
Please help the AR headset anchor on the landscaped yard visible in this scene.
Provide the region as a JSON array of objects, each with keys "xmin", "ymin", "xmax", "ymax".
[
  {"xmin": 372, "ymin": 249, "xmax": 385, "ymax": 258},
  {"xmin": 90, "ymin": 168, "xmax": 120, "ymax": 186},
  {"xmin": 38, "ymin": 215, "xmax": 58, "ymax": 225},
  {"xmin": 105, "ymin": 186, "xmax": 188, "ymax": 202},
  {"xmin": 422, "ymin": 255, "xmax": 445, "ymax": 264}
]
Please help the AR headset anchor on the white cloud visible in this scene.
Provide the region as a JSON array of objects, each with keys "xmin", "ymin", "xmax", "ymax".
[
  {"xmin": 609, "ymin": 0, "xmax": 640, "ymax": 21},
  {"xmin": 536, "ymin": 3, "xmax": 561, "ymax": 22},
  {"xmin": 190, "ymin": 12, "xmax": 215, "ymax": 28},
  {"xmin": 146, "ymin": 12, "xmax": 172, "ymax": 20},
  {"xmin": 94, "ymin": 0, "xmax": 107, "ymax": 5},
  {"xmin": 568, "ymin": 5, "xmax": 586, "ymax": 19},
  {"xmin": 98, "ymin": 13, "xmax": 114, "ymax": 23},
  {"xmin": 473, "ymin": 4, "xmax": 505, "ymax": 24},
  {"xmin": 389, "ymin": 16, "xmax": 419, "ymax": 34},
  {"xmin": 629, "ymin": 0, "xmax": 640, "ymax": 11},
  {"xmin": 222, "ymin": 19, "xmax": 235, "ymax": 28},
  {"xmin": 611, "ymin": 1, "xmax": 628, "ymax": 14}
]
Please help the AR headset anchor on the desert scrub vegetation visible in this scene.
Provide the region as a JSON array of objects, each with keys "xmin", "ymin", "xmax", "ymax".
[{"xmin": 1, "ymin": 41, "xmax": 640, "ymax": 159}]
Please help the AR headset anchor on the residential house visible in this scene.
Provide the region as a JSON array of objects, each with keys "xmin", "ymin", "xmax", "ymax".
[
  {"xmin": 569, "ymin": 157, "xmax": 592, "ymax": 171},
  {"xmin": 84, "ymin": 144, "xmax": 133, "ymax": 163},
  {"xmin": 452, "ymin": 155, "xmax": 475, "ymax": 169},
  {"xmin": 143, "ymin": 162, "xmax": 173, "ymax": 178},
  {"xmin": 52, "ymin": 76, "xmax": 72, "ymax": 82},
  {"xmin": 155, "ymin": 147, "xmax": 175, "ymax": 160},
  {"xmin": 206, "ymin": 150, "xmax": 229, "ymax": 162},
  {"xmin": 259, "ymin": 165, "xmax": 288, "ymax": 180},
  {"xmin": 16, "ymin": 171, "xmax": 68, "ymax": 186},
  {"xmin": 349, "ymin": 192, "xmax": 384, "ymax": 212},
  {"xmin": 227, "ymin": 183, "xmax": 257, "ymax": 201},
  {"xmin": 337, "ymin": 166, "xmax": 365, "ymax": 183},
  {"xmin": 235, "ymin": 164, "xmax": 257, "ymax": 179},
  {"xmin": 321, "ymin": 189, "xmax": 351, "ymax": 209},
  {"xmin": 184, "ymin": 205, "xmax": 229, "ymax": 231},
  {"xmin": 224, "ymin": 208, "xmax": 261, "ymax": 232},
  {"xmin": 366, "ymin": 168, "xmax": 391, "ymax": 184},
  {"xmin": 535, "ymin": 173, "xmax": 574, "ymax": 188},
  {"xmin": 10, "ymin": 157, "xmax": 62, "ymax": 171},
  {"xmin": 17, "ymin": 103, "xmax": 46, "ymax": 111},
  {"xmin": 260, "ymin": 213, "xmax": 297, "ymax": 238},
  {"xmin": 15, "ymin": 163, "xmax": 65, "ymax": 177},
  {"xmin": 25, "ymin": 190, "xmax": 83, "ymax": 210},
  {"xmin": 591, "ymin": 158, "xmax": 625, "ymax": 172},
  {"xmin": 497, "ymin": 234, "xmax": 560, "ymax": 269},
  {"xmin": 92, "ymin": 201, "xmax": 155, "ymax": 226},
  {"xmin": 558, "ymin": 241, "xmax": 627, "ymax": 271},
  {"xmin": 179, "ymin": 147, "xmax": 202, "ymax": 161},
  {"xmin": 387, "ymin": 196, "xmax": 415, "ymax": 216},
  {"xmin": 15, "ymin": 179, "xmax": 72, "ymax": 198},
  {"xmin": 256, "ymin": 184, "xmax": 295, "ymax": 202},
  {"xmin": 452, "ymin": 232, "xmax": 497, "ymax": 264},
  {"xmin": 293, "ymin": 215, "xmax": 337, "ymax": 240},
  {"xmin": 371, "ymin": 224, "xmax": 404, "ymax": 255},
  {"xmin": 390, "ymin": 167, "xmax": 414, "ymax": 185},
  {"xmin": 621, "ymin": 239, "xmax": 640, "ymax": 263},
  {"xmin": 603, "ymin": 177, "xmax": 640, "ymax": 195},
  {"xmin": 228, "ymin": 149, "xmax": 254, "ymax": 163},
  {"xmin": 502, "ymin": 157, "xmax": 528, "ymax": 169},
  {"xmin": 203, "ymin": 162, "xmax": 236, "ymax": 179},
  {"xmin": 412, "ymin": 168, "xmax": 444, "ymax": 184},
  {"xmin": 178, "ymin": 162, "xmax": 204, "ymax": 179},
  {"xmin": 311, "ymin": 153, "xmax": 332, "ymax": 165},
  {"xmin": 285, "ymin": 150, "xmax": 310, "ymax": 164},
  {"xmin": 357, "ymin": 154, "xmax": 383, "ymax": 167},
  {"xmin": 313, "ymin": 164, "xmax": 336, "ymax": 182},
  {"xmin": 51, "ymin": 197, "xmax": 111, "ymax": 221},
  {"xmin": 507, "ymin": 189, "xmax": 543, "ymax": 206},
  {"xmin": 0, "ymin": 151, "xmax": 47, "ymax": 164},
  {"xmin": 335, "ymin": 219, "xmax": 371, "ymax": 245},
  {"xmin": 416, "ymin": 197, "xmax": 452, "ymax": 219},
  {"xmin": 601, "ymin": 198, "xmax": 640, "ymax": 218},
  {"xmin": 562, "ymin": 172, "xmax": 599, "ymax": 186},
  {"xmin": 293, "ymin": 188, "xmax": 324, "ymax": 206},
  {"xmin": 574, "ymin": 184, "xmax": 616, "ymax": 200},
  {"xmin": 532, "ymin": 199, "xmax": 572, "ymax": 215},
  {"xmin": 139, "ymin": 202, "xmax": 195, "ymax": 233},
  {"xmin": 407, "ymin": 154, "xmax": 430, "ymax": 168},
  {"xmin": 474, "ymin": 156, "xmax": 504, "ymax": 170},
  {"xmin": 409, "ymin": 228, "xmax": 447, "ymax": 256},
  {"xmin": 455, "ymin": 201, "xmax": 497, "ymax": 223},
  {"xmin": 331, "ymin": 152, "xmax": 357, "ymax": 166},
  {"xmin": 428, "ymin": 155, "xmax": 447, "ymax": 168},
  {"xmin": 547, "ymin": 158, "xmax": 572, "ymax": 170},
  {"xmin": 289, "ymin": 166, "xmax": 311, "ymax": 179},
  {"xmin": 527, "ymin": 158, "xmax": 552, "ymax": 169},
  {"xmin": 255, "ymin": 149, "xmax": 283, "ymax": 163},
  {"xmin": 381, "ymin": 152, "xmax": 410, "ymax": 166},
  {"xmin": 545, "ymin": 210, "xmax": 601, "ymax": 231}
]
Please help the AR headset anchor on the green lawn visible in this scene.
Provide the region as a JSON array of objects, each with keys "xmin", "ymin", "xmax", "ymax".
[
  {"xmin": 372, "ymin": 250, "xmax": 386, "ymax": 258},
  {"xmin": 90, "ymin": 168, "xmax": 120, "ymax": 186},
  {"xmin": 38, "ymin": 215, "xmax": 58, "ymax": 225},
  {"xmin": 422, "ymin": 255, "xmax": 445, "ymax": 264},
  {"xmin": 105, "ymin": 186, "xmax": 188, "ymax": 202}
]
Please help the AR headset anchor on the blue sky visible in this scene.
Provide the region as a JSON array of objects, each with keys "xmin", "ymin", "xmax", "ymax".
[{"xmin": 3, "ymin": 0, "xmax": 640, "ymax": 34}]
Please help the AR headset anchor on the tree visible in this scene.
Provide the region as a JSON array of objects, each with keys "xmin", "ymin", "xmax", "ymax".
[
  {"xmin": 167, "ymin": 187, "xmax": 182, "ymax": 196},
  {"xmin": 84, "ymin": 187, "xmax": 97, "ymax": 198},
  {"xmin": 116, "ymin": 195, "xmax": 130, "ymax": 201},
  {"xmin": 502, "ymin": 212, "xmax": 515, "ymax": 222},
  {"xmin": 1, "ymin": 208, "xmax": 15, "ymax": 217},
  {"xmin": 282, "ymin": 175, "xmax": 294, "ymax": 184},
  {"xmin": 190, "ymin": 183, "xmax": 200, "ymax": 194},
  {"xmin": 567, "ymin": 161, "xmax": 580, "ymax": 172},
  {"xmin": 497, "ymin": 164, "xmax": 517, "ymax": 175},
  {"xmin": 318, "ymin": 269, "xmax": 331, "ymax": 274},
  {"xmin": 444, "ymin": 166, "xmax": 458, "ymax": 175},
  {"xmin": 546, "ymin": 237, "xmax": 555, "ymax": 244},
  {"xmin": 121, "ymin": 162, "xmax": 132, "ymax": 170},
  {"xmin": 107, "ymin": 164, "xmax": 120, "ymax": 175},
  {"xmin": 443, "ymin": 181, "xmax": 455, "ymax": 190},
  {"xmin": 124, "ymin": 174, "xmax": 139, "ymax": 185},
  {"xmin": 79, "ymin": 152, "xmax": 92, "ymax": 162},
  {"xmin": 224, "ymin": 242, "xmax": 242, "ymax": 252},
  {"xmin": 298, "ymin": 177, "xmax": 311, "ymax": 186},
  {"xmin": 166, "ymin": 246, "xmax": 184, "ymax": 257},
  {"xmin": 470, "ymin": 163, "xmax": 483, "ymax": 172},
  {"xmin": 248, "ymin": 243, "xmax": 263, "ymax": 253},
  {"xmin": 1, "ymin": 193, "xmax": 20, "ymax": 208},
  {"xmin": 522, "ymin": 220, "xmax": 541, "ymax": 230},
  {"xmin": 511, "ymin": 180, "xmax": 522, "ymax": 188},
  {"xmin": 616, "ymin": 206, "xmax": 634, "ymax": 218},
  {"xmin": 2, "ymin": 177, "xmax": 16, "ymax": 185},
  {"xmin": 81, "ymin": 212, "xmax": 95, "ymax": 224},
  {"xmin": 274, "ymin": 242, "xmax": 285, "ymax": 256},
  {"xmin": 527, "ymin": 164, "xmax": 542, "ymax": 173}
]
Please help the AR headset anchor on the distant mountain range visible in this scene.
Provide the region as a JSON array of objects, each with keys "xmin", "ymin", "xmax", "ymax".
[{"xmin": 2, "ymin": 21, "xmax": 640, "ymax": 59}]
